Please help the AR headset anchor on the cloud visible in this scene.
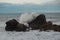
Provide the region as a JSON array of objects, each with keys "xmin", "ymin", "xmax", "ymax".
[
  {"xmin": 0, "ymin": 0, "xmax": 19, "ymax": 4},
  {"xmin": 55, "ymin": 0, "xmax": 60, "ymax": 4},
  {"xmin": 0, "ymin": 0, "xmax": 59, "ymax": 4}
]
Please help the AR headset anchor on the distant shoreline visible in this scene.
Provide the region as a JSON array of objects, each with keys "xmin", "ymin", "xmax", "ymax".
[{"xmin": 0, "ymin": 12, "xmax": 60, "ymax": 14}]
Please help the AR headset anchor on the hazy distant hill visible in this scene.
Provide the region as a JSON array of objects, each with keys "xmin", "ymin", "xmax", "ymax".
[{"xmin": 0, "ymin": 3, "xmax": 60, "ymax": 14}]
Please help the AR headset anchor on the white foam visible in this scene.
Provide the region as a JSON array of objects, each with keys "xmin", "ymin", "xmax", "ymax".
[
  {"xmin": 19, "ymin": 13, "xmax": 33, "ymax": 23},
  {"xmin": 19, "ymin": 12, "xmax": 39, "ymax": 27},
  {"xmin": 0, "ymin": 30, "xmax": 60, "ymax": 40}
]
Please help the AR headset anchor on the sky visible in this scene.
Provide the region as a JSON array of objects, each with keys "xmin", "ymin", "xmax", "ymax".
[
  {"xmin": 0, "ymin": 0, "xmax": 60, "ymax": 4},
  {"xmin": 0, "ymin": 0, "xmax": 60, "ymax": 13}
]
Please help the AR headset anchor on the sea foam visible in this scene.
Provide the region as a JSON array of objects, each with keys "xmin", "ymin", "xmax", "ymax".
[{"xmin": 19, "ymin": 12, "xmax": 39, "ymax": 27}]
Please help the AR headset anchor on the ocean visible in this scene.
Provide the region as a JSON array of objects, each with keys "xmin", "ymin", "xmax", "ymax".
[
  {"xmin": 0, "ymin": 13, "xmax": 60, "ymax": 40},
  {"xmin": 0, "ymin": 13, "xmax": 60, "ymax": 31}
]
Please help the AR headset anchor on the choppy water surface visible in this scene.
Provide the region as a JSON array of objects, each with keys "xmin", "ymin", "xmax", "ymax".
[{"xmin": 0, "ymin": 13, "xmax": 60, "ymax": 28}]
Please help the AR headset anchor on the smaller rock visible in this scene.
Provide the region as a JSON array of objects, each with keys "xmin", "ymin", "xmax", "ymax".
[
  {"xmin": 40, "ymin": 21, "xmax": 52, "ymax": 31},
  {"xmin": 5, "ymin": 19, "xmax": 19, "ymax": 31},
  {"xmin": 52, "ymin": 24, "xmax": 60, "ymax": 32}
]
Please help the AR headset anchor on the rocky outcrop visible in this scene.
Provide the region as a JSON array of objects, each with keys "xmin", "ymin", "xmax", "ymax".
[
  {"xmin": 5, "ymin": 19, "xmax": 19, "ymax": 31},
  {"xmin": 28, "ymin": 14, "xmax": 46, "ymax": 30},
  {"xmin": 40, "ymin": 21, "xmax": 53, "ymax": 31},
  {"xmin": 52, "ymin": 24, "xmax": 60, "ymax": 32},
  {"xmin": 5, "ymin": 19, "xmax": 29, "ymax": 31},
  {"xmin": 39, "ymin": 21, "xmax": 60, "ymax": 32},
  {"xmin": 5, "ymin": 14, "xmax": 60, "ymax": 32}
]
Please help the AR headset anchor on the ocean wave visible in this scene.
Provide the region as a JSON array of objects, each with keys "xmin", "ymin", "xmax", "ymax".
[{"xmin": 19, "ymin": 12, "xmax": 39, "ymax": 26}]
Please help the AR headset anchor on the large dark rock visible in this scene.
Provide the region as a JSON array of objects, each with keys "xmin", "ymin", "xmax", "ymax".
[
  {"xmin": 28, "ymin": 14, "xmax": 46, "ymax": 30},
  {"xmin": 5, "ymin": 19, "xmax": 19, "ymax": 31}
]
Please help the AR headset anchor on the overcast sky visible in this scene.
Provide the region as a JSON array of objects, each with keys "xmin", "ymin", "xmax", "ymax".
[
  {"xmin": 0, "ymin": 0, "xmax": 60, "ymax": 4},
  {"xmin": 0, "ymin": 0, "xmax": 60, "ymax": 13}
]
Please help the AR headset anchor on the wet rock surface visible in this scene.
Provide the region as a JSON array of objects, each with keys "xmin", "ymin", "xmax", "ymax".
[
  {"xmin": 5, "ymin": 14, "xmax": 60, "ymax": 32},
  {"xmin": 5, "ymin": 19, "xmax": 29, "ymax": 31},
  {"xmin": 5, "ymin": 19, "xmax": 19, "ymax": 31},
  {"xmin": 28, "ymin": 14, "xmax": 46, "ymax": 30}
]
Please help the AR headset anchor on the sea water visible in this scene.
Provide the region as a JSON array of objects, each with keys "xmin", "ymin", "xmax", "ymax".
[
  {"xmin": 45, "ymin": 13, "xmax": 60, "ymax": 25},
  {"xmin": 0, "ymin": 13, "xmax": 60, "ymax": 31}
]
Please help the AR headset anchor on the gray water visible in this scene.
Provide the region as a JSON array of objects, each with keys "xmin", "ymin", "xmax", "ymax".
[
  {"xmin": 45, "ymin": 13, "xmax": 60, "ymax": 25},
  {"xmin": 0, "ymin": 13, "xmax": 60, "ymax": 28}
]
